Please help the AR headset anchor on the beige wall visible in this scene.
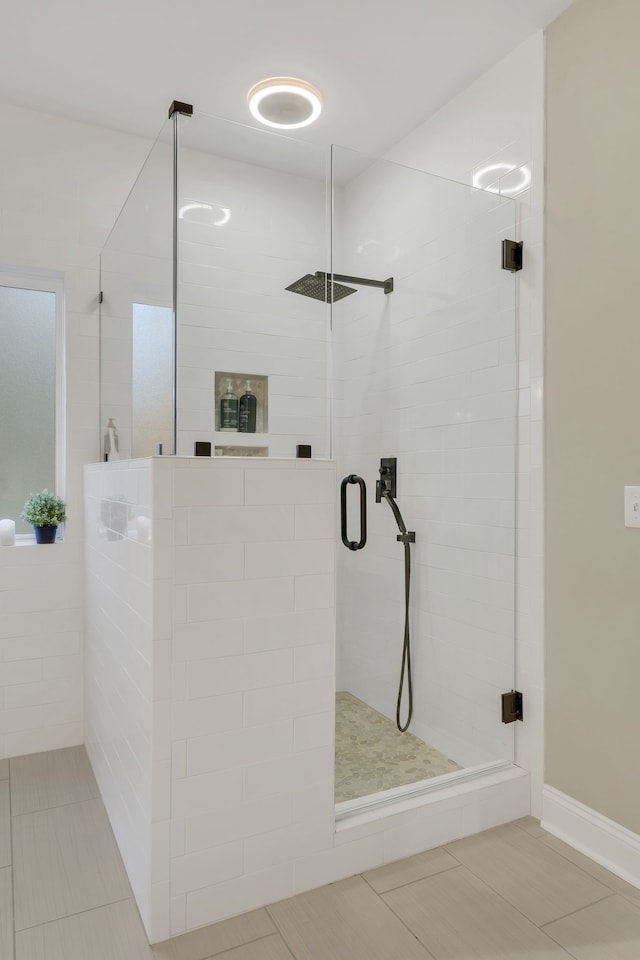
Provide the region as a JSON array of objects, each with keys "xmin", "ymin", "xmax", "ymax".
[{"xmin": 545, "ymin": 0, "xmax": 640, "ymax": 832}]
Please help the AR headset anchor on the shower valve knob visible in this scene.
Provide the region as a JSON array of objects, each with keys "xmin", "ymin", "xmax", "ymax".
[{"xmin": 378, "ymin": 458, "xmax": 397, "ymax": 497}]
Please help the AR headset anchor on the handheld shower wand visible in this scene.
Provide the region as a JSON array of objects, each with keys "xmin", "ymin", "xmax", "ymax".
[{"xmin": 376, "ymin": 459, "xmax": 415, "ymax": 732}]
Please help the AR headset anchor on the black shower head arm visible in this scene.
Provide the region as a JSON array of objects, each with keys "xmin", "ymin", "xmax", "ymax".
[{"xmin": 314, "ymin": 271, "xmax": 394, "ymax": 295}]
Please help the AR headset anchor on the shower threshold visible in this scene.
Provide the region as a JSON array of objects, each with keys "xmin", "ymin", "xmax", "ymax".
[{"xmin": 335, "ymin": 758, "xmax": 516, "ymax": 823}]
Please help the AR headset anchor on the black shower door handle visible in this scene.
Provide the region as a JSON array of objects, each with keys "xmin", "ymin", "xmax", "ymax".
[{"xmin": 340, "ymin": 475, "xmax": 367, "ymax": 551}]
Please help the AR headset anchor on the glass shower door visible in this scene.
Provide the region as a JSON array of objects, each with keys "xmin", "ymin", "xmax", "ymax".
[{"xmin": 331, "ymin": 147, "xmax": 518, "ymax": 807}]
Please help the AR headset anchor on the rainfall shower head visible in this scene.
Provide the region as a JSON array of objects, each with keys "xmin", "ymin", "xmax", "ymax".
[
  {"xmin": 285, "ymin": 273, "xmax": 357, "ymax": 303},
  {"xmin": 285, "ymin": 270, "xmax": 394, "ymax": 303}
]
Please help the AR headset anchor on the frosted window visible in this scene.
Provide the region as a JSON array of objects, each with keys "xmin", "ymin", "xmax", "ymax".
[{"xmin": 0, "ymin": 283, "xmax": 56, "ymax": 533}]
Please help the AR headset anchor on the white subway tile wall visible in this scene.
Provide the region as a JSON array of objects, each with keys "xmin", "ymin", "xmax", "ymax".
[
  {"xmin": 84, "ymin": 458, "xmax": 158, "ymax": 935},
  {"xmin": 0, "ymin": 545, "xmax": 83, "ymax": 757},
  {"xmin": 176, "ymin": 146, "xmax": 330, "ymax": 460},
  {"xmin": 82, "ymin": 458, "xmax": 333, "ymax": 938},
  {"xmin": 166, "ymin": 459, "xmax": 336, "ymax": 937}
]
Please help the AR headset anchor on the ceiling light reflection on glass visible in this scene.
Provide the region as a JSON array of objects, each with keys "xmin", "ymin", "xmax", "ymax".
[
  {"xmin": 247, "ymin": 77, "xmax": 323, "ymax": 129},
  {"xmin": 472, "ymin": 163, "xmax": 531, "ymax": 196},
  {"xmin": 356, "ymin": 239, "xmax": 402, "ymax": 263},
  {"xmin": 178, "ymin": 201, "xmax": 231, "ymax": 226}
]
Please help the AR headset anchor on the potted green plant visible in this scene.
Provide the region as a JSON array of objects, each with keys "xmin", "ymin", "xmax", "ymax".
[{"xmin": 20, "ymin": 490, "xmax": 66, "ymax": 544}]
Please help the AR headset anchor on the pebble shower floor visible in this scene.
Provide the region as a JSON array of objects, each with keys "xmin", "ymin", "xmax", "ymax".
[{"xmin": 334, "ymin": 691, "xmax": 461, "ymax": 803}]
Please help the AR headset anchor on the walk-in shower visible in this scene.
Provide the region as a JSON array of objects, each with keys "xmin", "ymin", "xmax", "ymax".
[
  {"xmin": 90, "ymin": 102, "xmax": 524, "ymax": 942},
  {"xmin": 99, "ymin": 106, "xmax": 518, "ymax": 814}
]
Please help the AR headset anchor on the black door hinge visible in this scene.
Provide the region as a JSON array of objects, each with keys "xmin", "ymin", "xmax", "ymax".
[
  {"xmin": 502, "ymin": 690, "xmax": 523, "ymax": 723},
  {"xmin": 99, "ymin": 291, "xmax": 103, "ymax": 304},
  {"xmin": 502, "ymin": 239, "xmax": 523, "ymax": 272}
]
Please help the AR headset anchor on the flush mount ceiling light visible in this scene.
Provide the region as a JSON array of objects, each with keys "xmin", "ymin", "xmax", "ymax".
[{"xmin": 247, "ymin": 77, "xmax": 323, "ymax": 129}]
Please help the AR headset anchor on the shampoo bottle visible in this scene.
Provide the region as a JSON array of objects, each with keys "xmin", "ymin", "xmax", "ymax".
[
  {"xmin": 104, "ymin": 418, "xmax": 120, "ymax": 461},
  {"xmin": 220, "ymin": 380, "xmax": 239, "ymax": 431},
  {"xmin": 238, "ymin": 380, "xmax": 257, "ymax": 433}
]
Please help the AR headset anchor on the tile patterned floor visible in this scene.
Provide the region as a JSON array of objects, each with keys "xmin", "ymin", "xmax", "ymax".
[
  {"xmin": 334, "ymin": 691, "xmax": 461, "ymax": 803},
  {"xmin": 3, "ymin": 745, "xmax": 640, "ymax": 958}
]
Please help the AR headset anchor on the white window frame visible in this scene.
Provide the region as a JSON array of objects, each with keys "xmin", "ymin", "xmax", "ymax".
[{"xmin": 0, "ymin": 267, "xmax": 65, "ymax": 543}]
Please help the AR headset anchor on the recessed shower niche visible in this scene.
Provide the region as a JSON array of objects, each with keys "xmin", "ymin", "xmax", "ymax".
[{"xmin": 214, "ymin": 372, "xmax": 269, "ymax": 456}]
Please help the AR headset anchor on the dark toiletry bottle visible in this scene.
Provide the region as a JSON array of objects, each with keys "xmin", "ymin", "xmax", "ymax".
[
  {"xmin": 238, "ymin": 380, "xmax": 257, "ymax": 433},
  {"xmin": 220, "ymin": 379, "xmax": 239, "ymax": 431}
]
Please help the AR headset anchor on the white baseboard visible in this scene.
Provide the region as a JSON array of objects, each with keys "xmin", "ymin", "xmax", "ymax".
[{"xmin": 542, "ymin": 785, "xmax": 640, "ymax": 890}]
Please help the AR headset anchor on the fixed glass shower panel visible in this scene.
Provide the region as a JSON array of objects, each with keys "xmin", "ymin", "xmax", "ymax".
[
  {"xmin": 175, "ymin": 113, "xmax": 330, "ymax": 459},
  {"xmin": 332, "ymin": 147, "xmax": 518, "ymax": 806},
  {"xmin": 100, "ymin": 120, "xmax": 174, "ymax": 460}
]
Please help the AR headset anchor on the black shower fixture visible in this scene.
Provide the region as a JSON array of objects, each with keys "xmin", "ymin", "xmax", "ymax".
[
  {"xmin": 286, "ymin": 273, "xmax": 356, "ymax": 302},
  {"xmin": 285, "ymin": 270, "xmax": 394, "ymax": 303},
  {"xmin": 376, "ymin": 457, "xmax": 416, "ymax": 734}
]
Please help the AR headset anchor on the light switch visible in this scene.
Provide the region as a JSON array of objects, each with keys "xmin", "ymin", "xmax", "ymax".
[{"xmin": 624, "ymin": 486, "xmax": 640, "ymax": 527}]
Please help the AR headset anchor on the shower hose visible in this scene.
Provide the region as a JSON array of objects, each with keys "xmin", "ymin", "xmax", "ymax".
[{"xmin": 381, "ymin": 492, "xmax": 414, "ymax": 733}]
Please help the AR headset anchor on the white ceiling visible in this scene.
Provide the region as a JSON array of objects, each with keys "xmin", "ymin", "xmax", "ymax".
[{"xmin": 2, "ymin": 0, "xmax": 574, "ymax": 154}]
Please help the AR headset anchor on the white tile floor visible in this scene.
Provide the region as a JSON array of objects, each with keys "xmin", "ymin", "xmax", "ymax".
[{"xmin": 4, "ymin": 746, "xmax": 640, "ymax": 958}]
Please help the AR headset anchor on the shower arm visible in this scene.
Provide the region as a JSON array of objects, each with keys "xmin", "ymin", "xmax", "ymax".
[{"xmin": 314, "ymin": 271, "xmax": 394, "ymax": 295}]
